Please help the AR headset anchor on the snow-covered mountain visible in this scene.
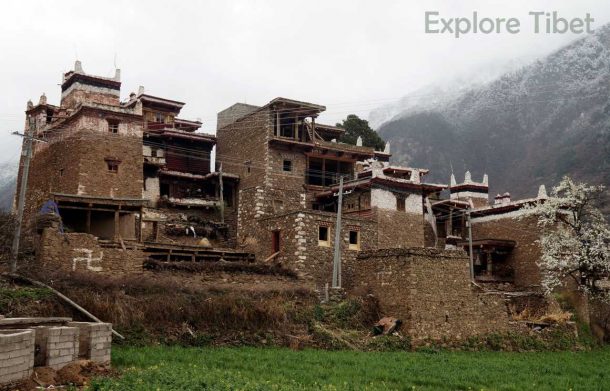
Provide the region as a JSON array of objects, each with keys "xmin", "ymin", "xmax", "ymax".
[
  {"xmin": 368, "ymin": 57, "xmax": 532, "ymax": 129},
  {"xmin": 376, "ymin": 25, "xmax": 610, "ymax": 205},
  {"xmin": 0, "ymin": 160, "xmax": 18, "ymax": 211}
]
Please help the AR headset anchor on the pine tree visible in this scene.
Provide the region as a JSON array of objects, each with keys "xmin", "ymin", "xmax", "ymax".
[{"xmin": 336, "ymin": 115, "xmax": 385, "ymax": 150}]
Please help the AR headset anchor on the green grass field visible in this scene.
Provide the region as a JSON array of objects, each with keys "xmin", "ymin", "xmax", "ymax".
[{"xmin": 89, "ymin": 346, "xmax": 610, "ymax": 390}]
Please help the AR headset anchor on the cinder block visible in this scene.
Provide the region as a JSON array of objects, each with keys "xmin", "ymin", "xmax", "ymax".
[
  {"xmin": 67, "ymin": 322, "xmax": 111, "ymax": 363},
  {"xmin": 0, "ymin": 330, "xmax": 34, "ymax": 385}
]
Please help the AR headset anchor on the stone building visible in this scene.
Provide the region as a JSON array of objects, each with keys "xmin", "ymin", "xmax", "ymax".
[
  {"xmin": 428, "ymin": 171, "xmax": 549, "ymax": 289},
  {"xmin": 14, "ymin": 62, "xmax": 555, "ymax": 343},
  {"xmin": 15, "ymin": 61, "xmax": 250, "ymax": 274},
  {"xmin": 215, "ymin": 98, "xmax": 447, "ymax": 285}
]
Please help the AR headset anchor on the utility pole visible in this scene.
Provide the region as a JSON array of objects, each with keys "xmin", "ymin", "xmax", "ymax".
[
  {"xmin": 332, "ymin": 175, "xmax": 344, "ymax": 288},
  {"xmin": 467, "ymin": 210, "xmax": 474, "ymax": 280},
  {"xmin": 11, "ymin": 116, "xmax": 36, "ymax": 273},
  {"xmin": 218, "ymin": 163, "xmax": 224, "ymax": 224}
]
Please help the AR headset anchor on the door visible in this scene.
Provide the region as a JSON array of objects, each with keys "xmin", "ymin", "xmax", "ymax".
[{"xmin": 272, "ymin": 230, "xmax": 281, "ymax": 253}]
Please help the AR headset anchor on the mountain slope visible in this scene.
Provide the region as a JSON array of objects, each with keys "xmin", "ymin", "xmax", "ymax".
[
  {"xmin": 0, "ymin": 161, "xmax": 18, "ymax": 212},
  {"xmin": 377, "ymin": 26, "xmax": 610, "ymax": 201}
]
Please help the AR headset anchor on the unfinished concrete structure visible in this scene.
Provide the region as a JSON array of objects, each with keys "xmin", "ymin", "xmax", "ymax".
[
  {"xmin": 16, "ymin": 61, "xmax": 250, "ymax": 274},
  {"xmin": 0, "ymin": 317, "xmax": 112, "ymax": 386}
]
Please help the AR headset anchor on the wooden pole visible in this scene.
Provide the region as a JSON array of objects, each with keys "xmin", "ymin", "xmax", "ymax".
[
  {"xmin": 11, "ymin": 116, "xmax": 36, "ymax": 273},
  {"xmin": 219, "ymin": 163, "xmax": 225, "ymax": 224},
  {"xmin": 3, "ymin": 273, "xmax": 125, "ymax": 340},
  {"xmin": 467, "ymin": 211, "xmax": 474, "ymax": 281},
  {"xmin": 332, "ymin": 176, "xmax": 344, "ymax": 288}
]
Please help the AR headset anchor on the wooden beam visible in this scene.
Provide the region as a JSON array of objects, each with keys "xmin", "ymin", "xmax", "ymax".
[
  {"xmin": 114, "ymin": 210, "xmax": 120, "ymax": 242},
  {"xmin": 86, "ymin": 209, "xmax": 91, "ymax": 234}
]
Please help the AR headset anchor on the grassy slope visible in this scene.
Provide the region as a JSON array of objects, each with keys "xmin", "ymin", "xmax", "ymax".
[{"xmin": 90, "ymin": 346, "xmax": 610, "ymax": 391}]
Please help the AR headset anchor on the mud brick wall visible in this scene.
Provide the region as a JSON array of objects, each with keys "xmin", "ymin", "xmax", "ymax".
[
  {"xmin": 70, "ymin": 131, "xmax": 143, "ymax": 198},
  {"xmin": 0, "ymin": 329, "xmax": 34, "ymax": 385},
  {"xmin": 262, "ymin": 210, "xmax": 377, "ymax": 288},
  {"xmin": 346, "ymin": 248, "xmax": 510, "ymax": 344},
  {"xmin": 68, "ymin": 322, "xmax": 112, "ymax": 363},
  {"xmin": 45, "ymin": 327, "xmax": 79, "ymax": 370},
  {"xmin": 21, "ymin": 135, "xmax": 85, "ymax": 236},
  {"xmin": 21, "ymin": 130, "xmax": 143, "ymax": 238},
  {"xmin": 37, "ymin": 228, "xmax": 144, "ymax": 274},
  {"xmin": 472, "ymin": 213, "xmax": 541, "ymax": 288}
]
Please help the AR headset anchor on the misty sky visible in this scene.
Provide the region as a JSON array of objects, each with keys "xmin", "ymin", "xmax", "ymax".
[{"xmin": 1, "ymin": 0, "xmax": 609, "ymax": 164}]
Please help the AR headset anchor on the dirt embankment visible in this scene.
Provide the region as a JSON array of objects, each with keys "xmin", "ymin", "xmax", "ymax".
[{"xmin": 0, "ymin": 266, "xmax": 380, "ymax": 349}]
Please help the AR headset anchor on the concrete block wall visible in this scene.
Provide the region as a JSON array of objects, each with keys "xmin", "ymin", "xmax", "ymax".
[
  {"xmin": 68, "ymin": 322, "xmax": 112, "ymax": 363},
  {"xmin": 45, "ymin": 327, "xmax": 79, "ymax": 370},
  {"xmin": 0, "ymin": 329, "xmax": 35, "ymax": 384}
]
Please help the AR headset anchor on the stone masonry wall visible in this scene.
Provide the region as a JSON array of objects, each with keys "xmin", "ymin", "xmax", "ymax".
[
  {"xmin": 375, "ymin": 208, "xmax": 424, "ymax": 248},
  {"xmin": 263, "ymin": 210, "xmax": 377, "ymax": 289},
  {"xmin": 371, "ymin": 188, "xmax": 425, "ymax": 248},
  {"xmin": 37, "ymin": 228, "xmax": 144, "ymax": 274},
  {"xmin": 0, "ymin": 329, "xmax": 34, "ymax": 384},
  {"xmin": 472, "ymin": 213, "xmax": 542, "ymax": 288},
  {"xmin": 216, "ymin": 110, "xmax": 270, "ymax": 190},
  {"xmin": 346, "ymin": 248, "xmax": 510, "ymax": 343}
]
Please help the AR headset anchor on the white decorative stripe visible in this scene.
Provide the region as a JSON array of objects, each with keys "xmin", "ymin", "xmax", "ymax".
[
  {"xmin": 471, "ymin": 208, "xmax": 535, "ymax": 223},
  {"xmin": 450, "ymin": 191, "xmax": 488, "ymax": 200}
]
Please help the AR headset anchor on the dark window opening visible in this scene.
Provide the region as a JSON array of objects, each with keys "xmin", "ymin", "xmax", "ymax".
[
  {"xmin": 307, "ymin": 157, "xmax": 353, "ymax": 186},
  {"xmin": 160, "ymin": 182, "xmax": 170, "ymax": 197},
  {"xmin": 106, "ymin": 161, "xmax": 119, "ymax": 173},
  {"xmin": 318, "ymin": 226, "xmax": 330, "ymax": 246},
  {"xmin": 349, "ymin": 230, "xmax": 360, "ymax": 250},
  {"xmin": 46, "ymin": 109, "xmax": 53, "ymax": 124},
  {"xmin": 397, "ymin": 197, "xmax": 405, "ymax": 211},
  {"xmin": 59, "ymin": 169, "xmax": 64, "ymax": 177},
  {"xmin": 278, "ymin": 113, "xmax": 296, "ymax": 138},
  {"xmin": 223, "ymin": 184, "xmax": 234, "ymax": 208},
  {"xmin": 283, "ymin": 160, "xmax": 292, "ymax": 172},
  {"xmin": 272, "ymin": 230, "xmax": 281, "ymax": 253},
  {"xmin": 108, "ymin": 120, "xmax": 119, "ymax": 134}
]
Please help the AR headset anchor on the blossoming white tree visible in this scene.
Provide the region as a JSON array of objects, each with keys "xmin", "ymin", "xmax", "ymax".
[{"xmin": 532, "ymin": 177, "xmax": 610, "ymax": 301}]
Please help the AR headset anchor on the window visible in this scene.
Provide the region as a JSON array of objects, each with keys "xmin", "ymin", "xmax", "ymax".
[
  {"xmin": 397, "ymin": 196, "xmax": 405, "ymax": 212},
  {"xmin": 349, "ymin": 230, "xmax": 360, "ymax": 250},
  {"xmin": 107, "ymin": 161, "xmax": 119, "ymax": 173},
  {"xmin": 108, "ymin": 120, "xmax": 119, "ymax": 134},
  {"xmin": 282, "ymin": 160, "xmax": 292, "ymax": 172},
  {"xmin": 59, "ymin": 168, "xmax": 64, "ymax": 177},
  {"xmin": 318, "ymin": 225, "xmax": 330, "ymax": 247}
]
